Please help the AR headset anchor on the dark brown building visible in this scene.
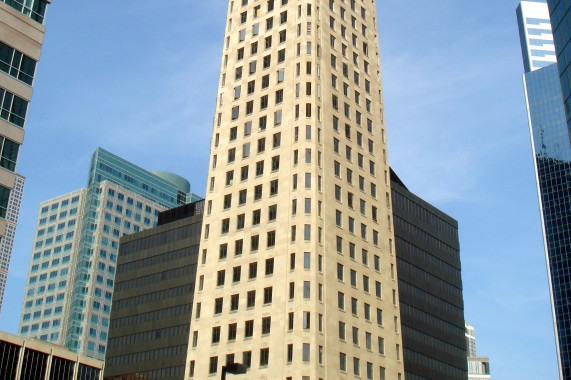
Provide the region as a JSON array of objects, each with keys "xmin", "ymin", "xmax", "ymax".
[
  {"xmin": 391, "ymin": 169, "xmax": 468, "ymax": 380},
  {"xmin": 103, "ymin": 201, "xmax": 203, "ymax": 380}
]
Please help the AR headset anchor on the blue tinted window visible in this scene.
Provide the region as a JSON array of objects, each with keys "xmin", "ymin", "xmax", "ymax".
[
  {"xmin": 526, "ymin": 17, "xmax": 551, "ymax": 25},
  {"xmin": 531, "ymin": 49, "xmax": 556, "ymax": 57}
]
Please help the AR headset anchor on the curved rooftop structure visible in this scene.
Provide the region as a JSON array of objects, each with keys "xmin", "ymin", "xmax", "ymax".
[{"xmin": 150, "ymin": 171, "xmax": 191, "ymax": 193}]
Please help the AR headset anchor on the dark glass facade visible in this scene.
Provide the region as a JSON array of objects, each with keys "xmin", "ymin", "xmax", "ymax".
[
  {"xmin": 104, "ymin": 202, "xmax": 204, "ymax": 380},
  {"xmin": 0, "ymin": 340, "xmax": 20, "ymax": 379},
  {"xmin": 521, "ymin": 4, "xmax": 571, "ymax": 371},
  {"xmin": 548, "ymin": 0, "xmax": 571, "ymax": 123},
  {"xmin": 391, "ymin": 170, "xmax": 467, "ymax": 380},
  {"xmin": 49, "ymin": 356, "xmax": 75, "ymax": 380},
  {"xmin": 20, "ymin": 349, "xmax": 48, "ymax": 379}
]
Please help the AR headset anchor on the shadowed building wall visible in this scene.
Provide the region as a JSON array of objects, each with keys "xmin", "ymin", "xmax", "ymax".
[
  {"xmin": 391, "ymin": 169, "xmax": 468, "ymax": 380},
  {"xmin": 104, "ymin": 201, "xmax": 203, "ymax": 380}
]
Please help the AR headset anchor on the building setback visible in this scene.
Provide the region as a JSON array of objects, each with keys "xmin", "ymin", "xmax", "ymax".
[
  {"xmin": 186, "ymin": 0, "xmax": 404, "ymax": 378},
  {"xmin": 465, "ymin": 323, "xmax": 491, "ymax": 380},
  {"xmin": 517, "ymin": 2, "xmax": 569, "ymax": 378},
  {"xmin": 19, "ymin": 148, "xmax": 198, "ymax": 361},
  {"xmin": 103, "ymin": 201, "xmax": 204, "ymax": 380},
  {"xmin": 0, "ymin": 0, "xmax": 49, "ymax": 314},
  {"xmin": 390, "ymin": 169, "xmax": 468, "ymax": 380},
  {"xmin": 0, "ymin": 330, "xmax": 103, "ymax": 380}
]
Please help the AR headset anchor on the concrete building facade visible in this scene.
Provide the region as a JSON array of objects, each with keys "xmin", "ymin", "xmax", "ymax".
[
  {"xmin": 19, "ymin": 148, "xmax": 197, "ymax": 361},
  {"xmin": 103, "ymin": 201, "xmax": 204, "ymax": 380},
  {"xmin": 186, "ymin": 0, "xmax": 404, "ymax": 378},
  {"xmin": 0, "ymin": 174, "xmax": 23, "ymax": 311},
  {"xmin": 467, "ymin": 357, "xmax": 491, "ymax": 380},
  {"xmin": 0, "ymin": 0, "xmax": 49, "ymax": 314},
  {"xmin": 465, "ymin": 323, "xmax": 476, "ymax": 358},
  {"xmin": 19, "ymin": 189, "xmax": 87, "ymax": 344},
  {"xmin": 0, "ymin": 329, "xmax": 103, "ymax": 380}
]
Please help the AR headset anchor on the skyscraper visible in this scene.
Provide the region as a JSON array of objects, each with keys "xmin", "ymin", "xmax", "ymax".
[
  {"xmin": 0, "ymin": 0, "xmax": 49, "ymax": 314},
  {"xmin": 19, "ymin": 148, "xmax": 198, "ymax": 361},
  {"xmin": 0, "ymin": 174, "xmax": 24, "ymax": 312},
  {"xmin": 517, "ymin": 1, "xmax": 557, "ymax": 72},
  {"xmin": 517, "ymin": 2, "xmax": 569, "ymax": 378},
  {"xmin": 391, "ymin": 169, "xmax": 468, "ymax": 380},
  {"xmin": 186, "ymin": 1, "xmax": 403, "ymax": 378},
  {"xmin": 547, "ymin": 0, "xmax": 571, "ymax": 121}
]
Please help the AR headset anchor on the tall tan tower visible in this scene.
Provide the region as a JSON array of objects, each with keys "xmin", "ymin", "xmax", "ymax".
[{"xmin": 186, "ymin": 0, "xmax": 404, "ymax": 378}]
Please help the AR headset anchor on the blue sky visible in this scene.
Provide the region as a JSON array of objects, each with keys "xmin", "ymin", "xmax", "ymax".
[{"xmin": 0, "ymin": 1, "xmax": 557, "ymax": 378}]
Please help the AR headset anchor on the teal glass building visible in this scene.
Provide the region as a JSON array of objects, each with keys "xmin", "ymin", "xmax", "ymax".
[
  {"xmin": 519, "ymin": 2, "xmax": 570, "ymax": 378},
  {"xmin": 19, "ymin": 148, "xmax": 201, "ymax": 361},
  {"xmin": 66, "ymin": 148, "xmax": 198, "ymax": 358}
]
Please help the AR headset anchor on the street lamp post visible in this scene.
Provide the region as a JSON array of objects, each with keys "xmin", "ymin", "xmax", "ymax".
[{"xmin": 221, "ymin": 363, "xmax": 247, "ymax": 380}]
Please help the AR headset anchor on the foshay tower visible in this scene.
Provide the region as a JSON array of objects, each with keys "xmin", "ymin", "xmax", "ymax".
[{"xmin": 186, "ymin": 1, "xmax": 404, "ymax": 378}]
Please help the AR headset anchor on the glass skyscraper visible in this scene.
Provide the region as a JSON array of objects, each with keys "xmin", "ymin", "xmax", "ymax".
[
  {"xmin": 19, "ymin": 148, "xmax": 200, "ymax": 361},
  {"xmin": 517, "ymin": 2, "xmax": 569, "ymax": 378},
  {"xmin": 547, "ymin": 0, "xmax": 571, "ymax": 124}
]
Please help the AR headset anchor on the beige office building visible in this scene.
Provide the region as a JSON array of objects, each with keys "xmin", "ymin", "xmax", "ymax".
[
  {"xmin": 0, "ymin": 0, "xmax": 49, "ymax": 313},
  {"xmin": 186, "ymin": 0, "xmax": 403, "ymax": 378}
]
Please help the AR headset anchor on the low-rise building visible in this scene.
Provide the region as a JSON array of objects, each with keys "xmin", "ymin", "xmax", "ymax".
[{"xmin": 0, "ymin": 330, "xmax": 103, "ymax": 379}]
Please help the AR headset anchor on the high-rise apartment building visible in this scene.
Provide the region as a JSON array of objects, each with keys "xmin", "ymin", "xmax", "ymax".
[
  {"xmin": 465, "ymin": 323, "xmax": 476, "ymax": 358},
  {"xmin": 19, "ymin": 148, "xmax": 198, "ymax": 361},
  {"xmin": 104, "ymin": 201, "xmax": 204, "ymax": 380},
  {"xmin": 517, "ymin": 2, "xmax": 569, "ymax": 378},
  {"xmin": 465, "ymin": 323, "xmax": 491, "ymax": 380},
  {"xmin": 186, "ymin": 1, "xmax": 403, "ymax": 378},
  {"xmin": 390, "ymin": 169, "xmax": 467, "ymax": 380},
  {"xmin": 0, "ymin": 0, "xmax": 49, "ymax": 314}
]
